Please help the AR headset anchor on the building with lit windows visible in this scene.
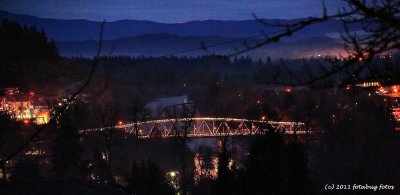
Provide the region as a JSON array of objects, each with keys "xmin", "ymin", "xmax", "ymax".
[{"xmin": 0, "ymin": 87, "xmax": 50, "ymax": 124}]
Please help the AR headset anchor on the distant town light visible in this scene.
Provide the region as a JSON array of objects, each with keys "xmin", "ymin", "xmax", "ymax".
[
  {"xmin": 284, "ymin": 87, "xmax": 292, "ymax": 93},
  {"xmin": 356, "ymin": 81, "xmax": 380, "ymax": 88}
]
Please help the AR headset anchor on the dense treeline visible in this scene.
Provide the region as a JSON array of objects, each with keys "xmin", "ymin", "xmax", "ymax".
[
  {"xmin": 0, "ymin": 19, "xmax": 85, "ymax": 90},
  {"xmin": 0, "ymin": 19, "xmax": 58, "ymax": 61}
]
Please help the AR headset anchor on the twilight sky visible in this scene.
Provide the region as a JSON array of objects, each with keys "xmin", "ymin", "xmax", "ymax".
[{"xmin": 0, "ymin": 0, "xmax": 347, "ymax": 23}]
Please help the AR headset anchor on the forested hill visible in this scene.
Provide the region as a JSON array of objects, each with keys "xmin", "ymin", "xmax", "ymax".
[
  {"xmin": 0, "ymin": 19, "xmax": 58, "ymax": 61},
  {"xmin": 0, "ymin": 19, "xmax": 83, "ymax": 89}
]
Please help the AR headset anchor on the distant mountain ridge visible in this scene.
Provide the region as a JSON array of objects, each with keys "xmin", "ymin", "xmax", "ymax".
[
  {"xmin": 0, "ymin": 10, "xmax": 364, "ymax": 42},
  {"xmin": 56, "ymin": 33, "xmax": 241, "ymax": 56},
  {"xmin": 56, "ymin": 33, "xmax": 343, "ymax": 59}
]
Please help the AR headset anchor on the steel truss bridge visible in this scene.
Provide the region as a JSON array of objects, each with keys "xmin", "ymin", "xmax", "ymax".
[{"xmin": 80, "ymin": 117, "xmax": 311, "ymax": 139}]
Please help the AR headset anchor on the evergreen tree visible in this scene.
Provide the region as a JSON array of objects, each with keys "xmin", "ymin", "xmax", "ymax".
[
  {"xmin": 9, "ymin": 158, "xmax": 43, "ymax": 182},
  {"xmin": 50, "ymin": 100, "xmax": 87, "ymax": 179},
  {"xmin": 240, "ymin": 131, "xmax": 313, "ymax": 195},
  {"xmin": 126, "ymin": 160, "xmax": 174, "ymax": 195},
  {"xmin": 0, "ymin": 111, "xmax": 23, "ymax": 182},
  {"xmin": 0, "ymin": 19, "xmax": 59, "ymax": 87},
  {"xmin": 215, "ymin": 143, "xmax": 234, "ymax": 195},
  {"xmin": 313, "ymin": 96, "xmax": 400, "ymax": 190}
]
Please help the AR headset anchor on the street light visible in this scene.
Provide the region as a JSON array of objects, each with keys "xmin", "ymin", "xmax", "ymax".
[
  {"xmin": 166, "ymin": 170, "xmax": 180, "ymax": 193},
  {"xmin": 117, "ymin": 120, "xmax": 123, "ymax": 126},
  {"xmin": 169, "ymin": 171, "xmax": 176, "ymax": 177}
]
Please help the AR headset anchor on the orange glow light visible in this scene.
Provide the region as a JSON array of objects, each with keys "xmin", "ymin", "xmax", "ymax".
[
  {"xmin": 393, "ymin": 85, "xmax": 399, "ymax": 93},
  {"xmin": 36, "ymin": 112, "xmax": 50, "ymax": 124},
  {"xmin": 117, "ymin": 120, "xmax": 123, "ymax": 126},
  {"xmin": 284, "ymin": 88, "xmax": 292, "ymax": 93},
  {"xmin": 23, "ymin": 119, "xmax": 29, "ymax": 124}
]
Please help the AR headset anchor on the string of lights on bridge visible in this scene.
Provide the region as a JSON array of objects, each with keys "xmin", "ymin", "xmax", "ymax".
[{"xmin": 79, "ymin": 117, "xmax": 311, "ymax": 138}]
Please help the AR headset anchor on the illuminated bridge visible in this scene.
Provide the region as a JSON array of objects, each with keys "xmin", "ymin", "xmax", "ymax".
[{"xmin": 80, "ymin": 117, "xmax": 311, "ymax": 139}]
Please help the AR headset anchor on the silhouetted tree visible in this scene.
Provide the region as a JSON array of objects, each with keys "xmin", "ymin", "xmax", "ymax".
[
  {"xmin": 0, "ymin": 112, "xmax": 23, "ymax": 182},
  {"xmin": 240, "ymin": 131, "xmax": 313, "ymax": 195},
  {"xmin": 0, "ymin": 19, "xmax": 59, "ymax": 87},
  {"xmin": 50, "ymin": 100, "xmax": 87, "ymax": 179},
  {"xmin": 195, "ymin": 145, "xmax": 215, "ymax": 180},
  {"xmin": 9, "ymin": 158, "xmax": 43, "ymax": 182},
  {"xmin": 215, "ymin": 140, "xmax": 234, "ymax": 195},
  {"xmin": 313, "ymin": 94, "xmax": 400, "ymax": 190},
  {"xmin": 126, "ymin": 160, "xmax": 174, "ymax": 195}
]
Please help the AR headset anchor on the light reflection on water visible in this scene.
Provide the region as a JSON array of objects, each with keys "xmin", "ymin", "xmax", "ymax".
[{"xmin": 189, "ymin": 137, "xmax": 249, "ymax": 183}]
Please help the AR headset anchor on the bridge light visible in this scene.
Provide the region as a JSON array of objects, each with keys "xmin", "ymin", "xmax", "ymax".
[
  {"xmin": 117, "ymin": 120, "xmax": 123, "ymax": 126},
  {"xmin": 261, "ymin": 115, "xmax": 267, "ymax": 121}
]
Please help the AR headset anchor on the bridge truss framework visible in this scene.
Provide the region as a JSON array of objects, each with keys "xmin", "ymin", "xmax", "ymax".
[{"xmin": 80, "ymin": 117, "xmax": 311, "ymax": 139}]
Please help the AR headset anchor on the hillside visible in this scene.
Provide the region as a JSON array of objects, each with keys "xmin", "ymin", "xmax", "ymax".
[{"xmin": 0, "ymin": 10, "xmax": 364, "ymax": 42}]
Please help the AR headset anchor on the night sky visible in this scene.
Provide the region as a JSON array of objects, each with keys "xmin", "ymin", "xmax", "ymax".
[{"xmin": 1, "ymin": 0, "xmax": 346, "ymax": 23}]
